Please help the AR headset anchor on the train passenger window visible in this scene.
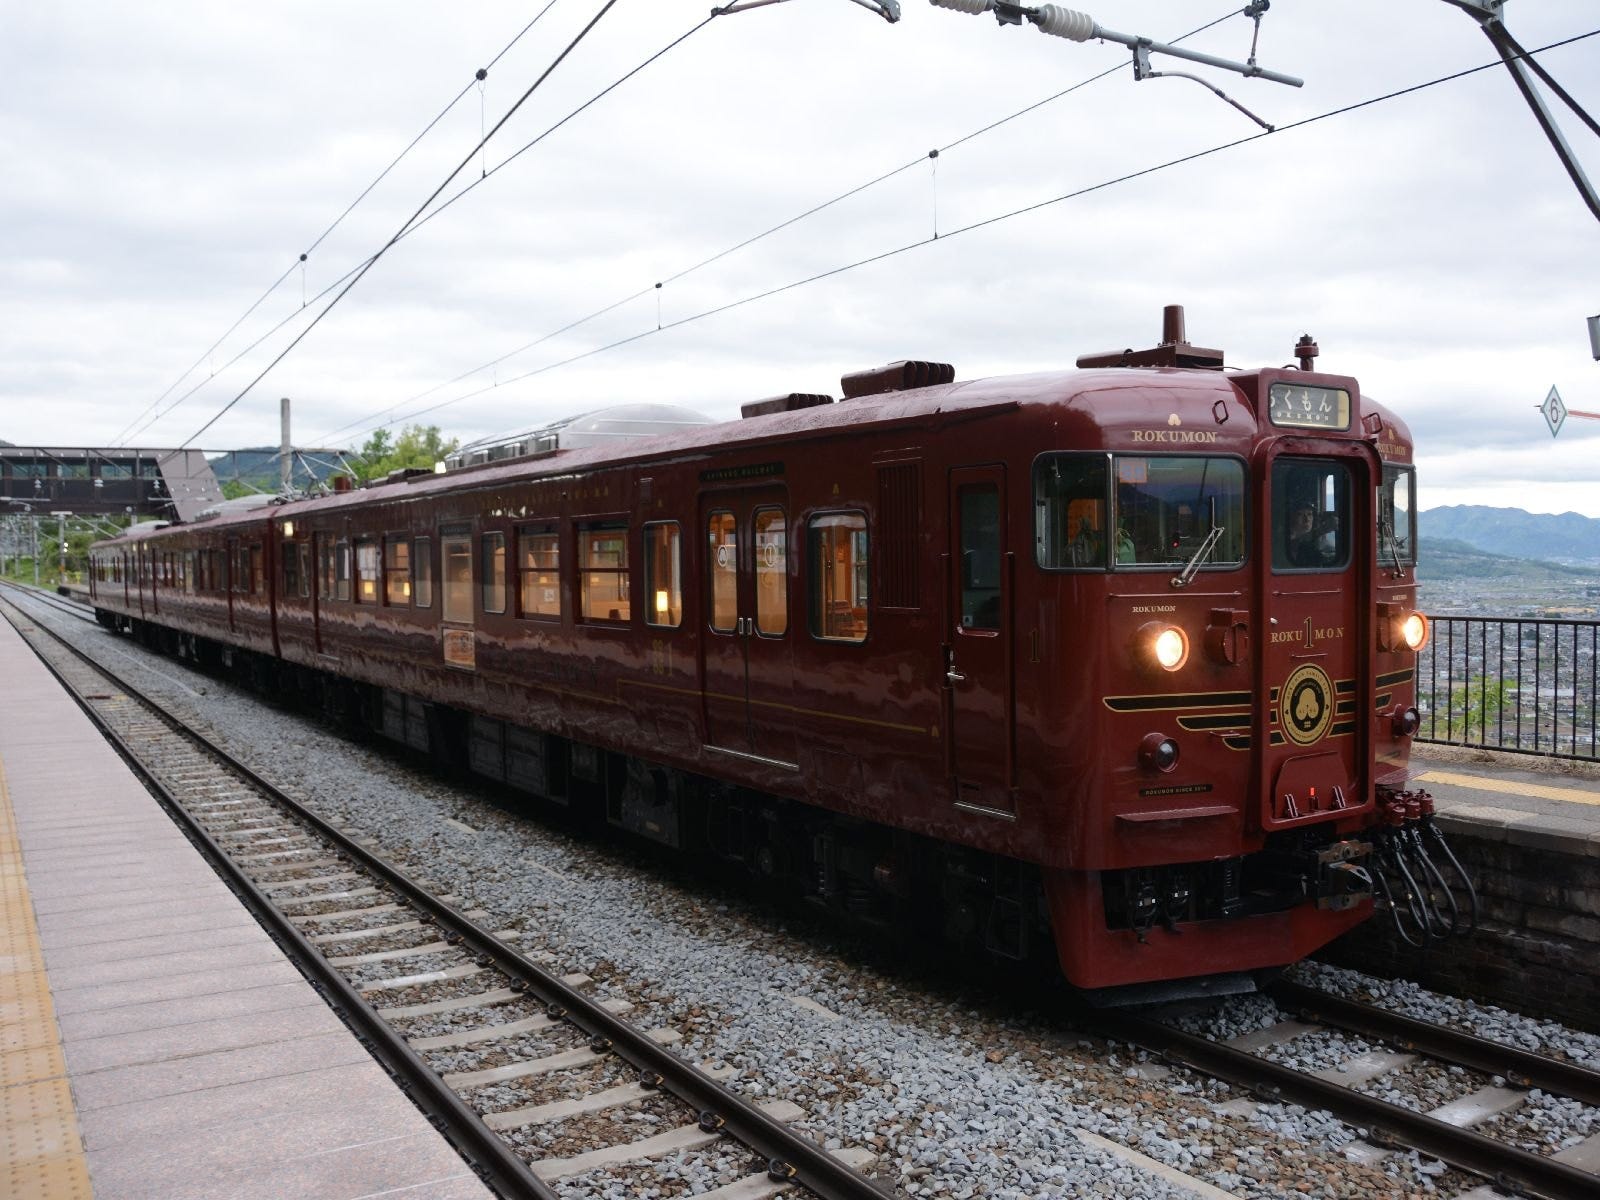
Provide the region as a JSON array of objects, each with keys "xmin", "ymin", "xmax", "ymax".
[
  {"xmin": 413, "ymin": 536, "xmax": 433, "ymax": 608},
  {"xmin": 296, "ymin": 543, "xmax": 310, "ymax": 598},
  {"xmin": 516, "ymin": 526, "xmax": 559, "ymax": 618},
  {"xmin": 317, "ymin": 537, "xmax": 335, "ymax": 600},
  {"xmin": 283, "ymin": 543, "xmax": 300, "ymax": 597},
  {"xmin": 644, "ymin": 522, "xmax": 682, "ymax": 628},
  {"xmin": 481, "ymin": 532, "xmax": 507, "ymax": 614},
  {"xmin": 335, "ymin": 540, "xmax": 351, "ymax": 601},
  {"xmin": 809, "ymin": 512, "xmax": 868, "ymax": 643},
  {"xmin": 1273, "ymin": 459, "xmax": 1351, "ymax": 571},
  {"xmin": 235, "ymin": 544, "xmax": 248, "ymax": 593},
  {"xmin": 754, "ymin": 507, "xmax": 787, "ymax": 636},
  {"xmin": 1113, "ymin": 456, "xmax": 1246, "ymax": 569},
  {"xmin": 181, "ymin": 552, "xmax": 192, "ymax": 593},
  {"xmin": 355, "ymin": 540, "xmax": 380, "ymax": 603},
  {"xmin": 1379, "ymin": 465, "xmax": 1417, "ymax": 568},
  {"xmin": 959, "ymin": 485, "xmax": 1001, "ymax": 631},
  {"xmin": 579, "ymin": 522, "xmax": 630, "ymax": 623},
  {"xmin": 442, "ymin": 531, "xmax": 472, "ymax": 623},
  {"xmin": 707, "ymin": 512, "xmax": 737, "ymax": 633},
  {"xmin": 385, "ymin": 536, "xmax": 410, "ymax": 604},
  {"xmin": 251, "ymin": 546, "xmax": 264, "ymax": 595},
  {"xmin": 1033, "ymin": 455, "xmax": 1110, "ymax": 570}
]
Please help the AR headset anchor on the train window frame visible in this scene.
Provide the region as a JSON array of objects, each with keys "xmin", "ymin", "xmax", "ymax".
[
  {"xmin": 1272, "ymin": 458, "xmax": 1353, "ymax": 573},
  {"xmin": 1379, "ymin": 464, "xmax": 1417, "ymax": 569},
  {"xmin": 808, "ymin": 510, "xmax": 869, "ymax": 644},
  {"xmin": 1032, "ymin": 453, "xmax": 1111, "ymax": 572},
  {"xmin": 753, "ymin": 505, "xmax": 788, "ymax": 638},
  {"xmin": 643, "ymin": 521, "xmax": 682, "ymax": 629},
  {"xmin": 481, "ymin": 531, "xmax": 507, "ymax": 615},
  {"xmin": 384, "ymin": 535, "xmax": 411, "ymax": 605},
  {"xmin": 1111, "ymin": 454, "xmax": 1248, "ymax": 572},
  {"xmin": 296, "ymin": 542, "xmax": 311, "ymax": 599},
  {"xmin": 440, "ymin": 527, "xmax": 473, "ymax": 624},
  {"xmin": 706, "ymin": 510, "xmax": 738, "ymax": 634},
  {"xmin": 413, "ymin": 536, "xmax": 434, "ymax": 608},
  {"xmin": 316, "ymin": 536, "xmax": 335, "ymax": 601},
  {"xmin": 958, "ymin": 483, "xmax": 1002, "ymax": 632},
  {"xmin": 515, "ymin": 523, "xmax": 561, "ymax": 621},
  {"xmin": 335, "ymin": 539, "xmax": 351, "ymax": 601},
  {"xmin": 355, "ymin": 538, "xmax": 380, "ymax": 604},
  {"xmin": 282, "ymin": 542, "xmax": 300, "ymax": 598},
  {"xmin": 578, "ymin": 520, "xmax": 631, "ymax": 625}
]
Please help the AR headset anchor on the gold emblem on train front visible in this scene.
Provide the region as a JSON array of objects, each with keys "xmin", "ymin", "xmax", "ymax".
[{"xmin": 1280, "ymin": 664, "xmax": 1333, "ymax": 747}]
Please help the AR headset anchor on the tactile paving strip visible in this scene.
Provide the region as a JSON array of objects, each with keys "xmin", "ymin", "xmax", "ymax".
[{"xmin": 0, "ymin": 758, "xmax": 94, "ymax": 1199}]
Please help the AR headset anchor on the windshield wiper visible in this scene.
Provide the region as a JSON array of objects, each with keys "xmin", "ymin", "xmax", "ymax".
[{"xmin": 1172, "ymin": 500, "xmax": 1224, "ymax": 589}]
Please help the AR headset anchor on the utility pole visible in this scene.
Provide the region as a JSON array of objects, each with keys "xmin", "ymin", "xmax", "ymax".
[{"xmin": 281, "ymin": 397, "xmax": 293, "ymax": 494}]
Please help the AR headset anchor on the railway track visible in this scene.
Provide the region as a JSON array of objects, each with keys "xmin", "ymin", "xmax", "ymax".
[
  {"xmin": 3, "ymin": 580, "xmax": 98, "ymax": 623},
  {"xmin": 1104, "ymin": 985, "xmax": 1600, "ymax": 1200},
  {"xmin": 0, "ymin": 592, "xmax": 886, "ymax": 1200}
]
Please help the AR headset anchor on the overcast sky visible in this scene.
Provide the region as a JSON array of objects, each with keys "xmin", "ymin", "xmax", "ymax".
[{"xmin": 3, "ymin": 0, "xmax": 1598, "ymax": 513}]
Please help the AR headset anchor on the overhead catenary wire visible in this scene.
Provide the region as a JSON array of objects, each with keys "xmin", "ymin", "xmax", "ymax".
[
  {"xmin": 314, "ymin": 5, "xmax": 1251, "ymax": 446},
  {"xmin": 111, "ymin": 1, "xmax": 568, "ymax": 449},
  {"xmin": 126, "ymin": 5, "xmax": 719, "ymax": 453},
  {"xmin": 344, "ymin": 24, "xmax": 1600, "ymax": 450},
  {"xmin": 175, "ymin": 0, "xmax": 626, "ymax": 452}
]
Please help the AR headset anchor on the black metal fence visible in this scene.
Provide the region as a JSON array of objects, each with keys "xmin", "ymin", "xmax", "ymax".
[{"xmin": 1417, "ymin": 615, "xmax": 1600, "ymax": 761}]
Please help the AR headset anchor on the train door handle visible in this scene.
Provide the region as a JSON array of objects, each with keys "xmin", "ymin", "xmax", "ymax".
[{"xmin": 946, "ymin": 668, "xmax": 967, "ymax": 684}]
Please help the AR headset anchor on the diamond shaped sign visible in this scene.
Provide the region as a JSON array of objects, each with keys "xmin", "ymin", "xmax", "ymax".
[{"xmin": 1542, "ymin": 385, "xmax": 1568, "ymax": 438}]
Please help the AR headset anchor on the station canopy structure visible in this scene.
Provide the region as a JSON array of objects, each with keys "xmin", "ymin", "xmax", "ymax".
[{"xmin": 0, "ymin": 446, "xmax": 357, "ymax": 523}]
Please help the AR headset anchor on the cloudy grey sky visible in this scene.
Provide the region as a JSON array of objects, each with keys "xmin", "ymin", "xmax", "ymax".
[{"xmin": 3, "ymin": 1, "xmax": 1598, "ymax": 512}]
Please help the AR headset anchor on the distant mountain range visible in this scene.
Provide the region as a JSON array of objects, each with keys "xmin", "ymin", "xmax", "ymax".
[
  {"xmin": 1420, "ymin": 537, "xmax": 1600, "ymax": 582},
  {"xmin": 1420, "ymin": 506, "xmax": 1600, "ymax": 563}
]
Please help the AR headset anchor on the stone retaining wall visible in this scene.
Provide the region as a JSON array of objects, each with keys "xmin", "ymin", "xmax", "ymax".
[{"xmin": 1317, "ymin": 816, "xmax": 1600, "ymax": 1033}]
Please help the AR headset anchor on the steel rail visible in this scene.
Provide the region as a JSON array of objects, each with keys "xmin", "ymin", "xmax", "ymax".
[
  {"xmin": 1099, "ymin": 1011, "xmax": 1600, "ymax": 1200},
  {"xmin": 1, "ymin": 599, "xmax": 553, "ymax": 1200},
  {"xmin": 1268, "ymin": 981, "xmax": 1600, "ymax": 1108},
  {"xmin": 5, "ymin": 597, "xmax": 888, "ymax": 1200}
]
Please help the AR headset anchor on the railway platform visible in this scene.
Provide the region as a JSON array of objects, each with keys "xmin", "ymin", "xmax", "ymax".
[{"xmin": 0, "ymin": 614, "xmax": 492, "ymax": 1199}]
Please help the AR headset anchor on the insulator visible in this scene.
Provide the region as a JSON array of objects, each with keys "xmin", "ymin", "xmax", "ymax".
[
  {"xmin": 1035, "ymin": 5, "xmax": 1096, "ymax": 41},
  {"xmin": 929, "ymin": 0, "xmax": 993, "ymax": 14}
]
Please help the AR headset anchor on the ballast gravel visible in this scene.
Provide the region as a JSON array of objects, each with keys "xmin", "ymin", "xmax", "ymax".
[{"xmin": 22, "ymin": 595, "xmax": 1600, "ymax": 1199}]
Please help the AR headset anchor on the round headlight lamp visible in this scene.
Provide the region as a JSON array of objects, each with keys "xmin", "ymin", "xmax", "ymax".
[
  {"xmin": 1152, "ymin": 626, "xmax": 1189, "ymax": 672},
  {"xmin": 1401, "ymin": 611, "xmax": 1430, "ymax": 651},
  {"xmin": 1139, "ymin": 732, "xmax": 1181, "ymax": 773}
]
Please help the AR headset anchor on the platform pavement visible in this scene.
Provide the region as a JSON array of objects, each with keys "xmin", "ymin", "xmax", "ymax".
[
  {"xmin": 0, "ymin": 611, "xmax": 492, "ymax": 1199},
  {"xmin": 1408, "ymin": 742, "xmax": 1600, "ymax": 857}
]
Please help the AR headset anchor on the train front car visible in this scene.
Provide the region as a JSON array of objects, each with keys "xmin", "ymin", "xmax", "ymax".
[{"xmin": 1029, "ymin": 312, "xmax": 1450, "ymax": 1003}]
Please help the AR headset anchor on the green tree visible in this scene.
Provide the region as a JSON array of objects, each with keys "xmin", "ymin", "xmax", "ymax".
[
  {"xmin": 1447, "ymin": 675, "xmax": 1513, "ymax": 744},
  {"xmin": 351, "ymin": 425, "xmax": 458, "ymax": 483}
]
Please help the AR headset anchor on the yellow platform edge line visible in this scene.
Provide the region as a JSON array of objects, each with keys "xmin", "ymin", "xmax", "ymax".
[
  {"xmin": 1416, "ymin": 768, "xmax": 1600, "ymax": 809},
  {"xmin": 0, "ymin": 751, "xmax": 95, "ymax": 1198}
]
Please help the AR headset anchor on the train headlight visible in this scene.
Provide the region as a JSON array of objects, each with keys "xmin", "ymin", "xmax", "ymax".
[
  {"xmin": 1139, "ymin": 732, "xmax": 1181, "ymax": 773},
  {"xmin": 1150, "ymin": 626, "xmax": 1189, "ymax": 672},
  {"xmin": 1401, "ymin": 611, "xmax": 1430, "ymax": 651}
]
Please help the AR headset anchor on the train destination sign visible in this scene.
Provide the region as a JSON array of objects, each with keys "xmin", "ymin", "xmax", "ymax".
[{"xmin": 1267, "ymin": 382, "xmax": 1350, "ymax": 431}]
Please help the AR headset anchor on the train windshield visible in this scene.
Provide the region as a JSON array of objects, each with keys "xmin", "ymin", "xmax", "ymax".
[
  {"xmin": 1378, "ymin": 464, "xmax": 1417, "ymax": 568},
  {"xmin": 1272, "ymin": 459, "xmax": 1353, "ymax": 571},
  {"xmin": 1033, "ymin": 454, "xmax": 1245, "ymax": 570}
]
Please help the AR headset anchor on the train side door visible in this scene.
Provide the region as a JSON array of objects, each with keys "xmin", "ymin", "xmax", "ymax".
[
  {"xmin": 1256, "ymin": 449, "xmax": 1372, "ymax": 829},
  {"xmin": 699, "ymin": 490, "xmax": 797, "ymax": 768},
  {"xmin": 945, "ymin": 465, "xmax": 1015, "ymax": 815}
]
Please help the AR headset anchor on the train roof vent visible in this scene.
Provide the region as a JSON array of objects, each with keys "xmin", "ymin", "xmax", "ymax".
[
  {"xmin": 740, "ymin": 393, "xmax": 834, "ymax": 420},
  {"xmin": 840, "ymin": 360, "xmax": 956, "ymax": 400},
  {"xmin": 191, "ymin": 493, "xmax": 278, "ymax": 522},
  {"xmin": 442, "ymin": 403, "xmax": 717, "ymax": 472},
  {"xmin": 1076, "ymin": 304, "xmax": 1224, "ymax": 370},
  {"xmin": 381, "ymin": 466, "xmax": 434, "ymax": 485}
]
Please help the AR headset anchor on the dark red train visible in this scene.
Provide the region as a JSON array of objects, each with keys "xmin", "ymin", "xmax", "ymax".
[{"xmin": 89, "ymin": 307, "xmax": 1453, "ymax": 1002}]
